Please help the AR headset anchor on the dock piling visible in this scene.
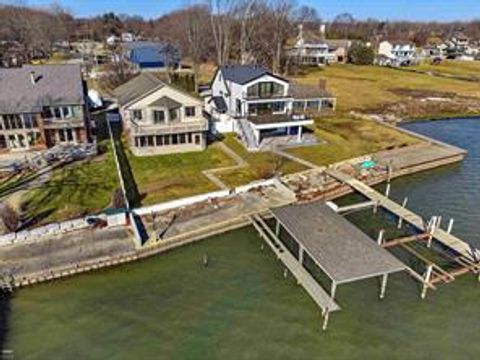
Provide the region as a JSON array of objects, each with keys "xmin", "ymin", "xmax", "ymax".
[
  {"xmin": 421, "ymin": 265, "xmax": 433, "ymax": 299},
  {"xmin": 377, "ymin": 229, "xmax": 385, "ymax": 245},
  {"xmin": 447, "ymin": 218, "xmax": 454, "ymax": 234},
  {"xmin": 379, "ymin": 273, "xmax": 388, "ymax": 299},
  {"xmin": 397, "ymin": 197, "xmax": 409, "ymax": 229}
]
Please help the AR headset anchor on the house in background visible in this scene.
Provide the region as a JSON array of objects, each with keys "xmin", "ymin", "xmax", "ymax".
[
  {"xmin": 207, "ymin": 64, "xmax": 336, "ymax": 151},
  {"xmin": 377, "ymin": 41, "xmax": 418, "ymax": 66},
  {"xmin": 0, "ymin": 64, "xmax": 91, "ymax": 154},
  {"xmin": 123, "ymin": 42, "xmax": 181, "ymax": 72},
  {"xmin": 115, "ymin": 73, "xmax": 208, "ymax": 156},
  {"xmin": 287, "ymin": 24, "xmax": 351, "ymax": 66}
]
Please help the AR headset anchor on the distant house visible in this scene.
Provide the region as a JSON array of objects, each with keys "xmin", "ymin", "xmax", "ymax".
[
  {"xmin": 114, "ymin": 73, "xmax": 208, "ymax": 156},
  {"xmin": 123, "ymin": 42, "xmax": 181, "ymax": 72},
  {"xmin": 121, "ymin": 32, "xmax": 135, "ymax": 43},
  {"xmin": 287, "ymin": 25, "xmax": 350, "ymax": 66},
  {"xmin": 106, "ymin": 35, "xmax": 119, "ymax": 46},
  {"xmin": 377, "ymin": 41, "xmax": 417, "ymax": 66},
  {"xmin": 0, "ymin": 64, "xmax": 91, "ymax": 154},
  {"xmin": 207, "ymin": 64, "xmax": 336, "ymax": 151}
]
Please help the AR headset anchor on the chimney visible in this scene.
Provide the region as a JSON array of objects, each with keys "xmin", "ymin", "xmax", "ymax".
[
  {"xmin": 319, "ymin": 24, "xmax": 326, "ymax": 40},
  {"xmin": 29, "ymin": 71, "xmax": 36, "ymax": 85}
]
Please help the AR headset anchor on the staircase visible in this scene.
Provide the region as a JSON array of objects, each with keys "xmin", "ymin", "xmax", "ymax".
[{"xmin": 237, "ymin": 119, "xmax": 258, "ymax": 151}]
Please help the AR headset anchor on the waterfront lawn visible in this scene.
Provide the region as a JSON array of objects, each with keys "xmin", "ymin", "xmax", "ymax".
[
  {"xmin": 412, "ymin": 59, "xmax": 480, "ymax": 78},
  {"xmin": 293, "ymin": 64, "xmax": 480, "ymax": 113},
  {"xmin": 126, "ymin": 142, "xmax": 235, "ymax": 205},
  {"xmin": 217, "ymin": 134, "xmax": 308, "ymax": 187},
  {"xmin": 286, "ymin": 116, "xmax": 419, "ymax": 166},
  {"xmin": 21, "ymin": 142, "xmax": 119, "ymax": 224}
]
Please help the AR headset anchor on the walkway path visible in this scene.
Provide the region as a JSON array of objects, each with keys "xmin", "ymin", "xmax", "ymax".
[{"xmin": 201, "ymin": 142, "xmax": 249, "ymax": 190}]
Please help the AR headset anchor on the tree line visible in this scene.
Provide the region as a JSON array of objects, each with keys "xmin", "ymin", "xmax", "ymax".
[{"xmin": 1, "ymin": 2, "xmax": 479, "ymax": 71}]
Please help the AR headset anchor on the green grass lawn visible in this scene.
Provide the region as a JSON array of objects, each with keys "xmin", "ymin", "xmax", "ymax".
[
  {"xmin": 286, "ymin": 116, "xmax": 418, "ymax": 166},
  {"xmin": 21, "ymin": 142, "xmax": 120, "ymax": 224},
  {"xmin": 217, "ymin": 134, "xmax": 308, "ymax": 187},
  {"xmin": 126, "ymin": 142, "xmax": 235, "ymax": 205}
]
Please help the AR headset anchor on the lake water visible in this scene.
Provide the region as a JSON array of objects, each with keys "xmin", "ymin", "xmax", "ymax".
[{"xmin": 2, "ymin": 118, "xmax": 480, "ymax": 359}]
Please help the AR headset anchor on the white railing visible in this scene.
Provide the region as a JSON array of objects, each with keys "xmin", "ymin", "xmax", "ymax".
[
  {"xmin": 238, "ymin": 119, "xmax": 258, "ymax": 150},
  {"xmin": 132, "ymin": 121, "xmax": 208, "ymax": 135}
]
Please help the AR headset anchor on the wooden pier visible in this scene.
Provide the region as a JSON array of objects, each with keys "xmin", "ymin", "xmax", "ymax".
[{"xmin": 325, "ymin": 169, "xmax": 478, "ymax": 262}]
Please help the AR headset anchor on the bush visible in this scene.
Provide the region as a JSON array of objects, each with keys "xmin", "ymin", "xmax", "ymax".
[
  {"xmin": 348, "ymin": 43, "xmax": 375, "ymax": 65},
  {"xmin": 0, "ymin": 203, "xmax": 19, "ymax": 233}
]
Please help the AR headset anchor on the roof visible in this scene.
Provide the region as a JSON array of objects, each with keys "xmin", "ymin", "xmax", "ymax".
[
  {"xmin": 289, "ymin": 82, "xmax": 333, "ymax": 99},
  {"xmin": 149, "ymin": 96, "xmax": 181, "ymax": 109},
  {"xmin": 219, "ymin": 64, "xmax": 286, "ymax": 85},
  {"xmin": 211, "ymin": 96, "xmax": 227, "ymax": 113},
  {"xmin": 0, "ymin": 64, "xmax": 85, "ymax": 114},
  {"xmin": 324, "ymin": 39, "xmax": 351, "ymax": 50},
  {"xmin": 124, "ymin": 41, "xmax": 179, "ymax": 65},
  {"xmin": 271, "ymin": 202, "xmax": 405, "ymax": 284},
  {"xmin": 114, "ymin": 73, "xmax": 165, "ymax": 106}
]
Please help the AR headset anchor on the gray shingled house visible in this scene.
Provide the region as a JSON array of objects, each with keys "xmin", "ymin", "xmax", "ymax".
[{"xmin": 0, "ymin": 64, "xmax": 91, "ymax": 154}]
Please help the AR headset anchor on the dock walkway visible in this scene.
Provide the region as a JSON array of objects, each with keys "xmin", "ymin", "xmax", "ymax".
[
  {"xmin": 249, "ymin": 215, "xmax": 340, "ymax": 315},
  {"xmin": 326, "ymin": 169, "xmax": 478, "ymax": 261}
]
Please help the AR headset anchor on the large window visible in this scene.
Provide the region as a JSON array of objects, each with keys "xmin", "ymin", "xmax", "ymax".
[
  {"xmin": 169, "ymin": 109, "xmax": 178, "ymax": 122},
  {"xmin": 248, "ymin": 102, "xmax": 286, "ymax": 116},
  {"xmin": 153, "ymin": 110, "xmax": 165, "ymax": 124},
  {"xmin": 247, "ymin": 82, "xmax": 284, "ymax": 98}
]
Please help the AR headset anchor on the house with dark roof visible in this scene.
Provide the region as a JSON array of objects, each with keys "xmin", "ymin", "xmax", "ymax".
[
  {"xmin": 123, "ymin": 42, "xmax": 180, "ymax": 72},
  {"xmin": 208, "ymin": 64, "xmax": 336, "ymax": 151},
  {"xmin": 0, "ymin": 64, "xmax": 90, "ymax": 154},
  {"xmin": 114, "ymin": 73, "xmax": 208, "ymax": 156}
]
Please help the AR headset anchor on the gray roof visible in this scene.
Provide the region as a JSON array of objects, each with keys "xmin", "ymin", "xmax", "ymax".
[
  {"xmin": 271, "ymin": 202, "xmax": 405, "ymax": 284},
  {"xmin": 219, "ymin": 64, "xmax": 285, "ymax": 85},
  {"xmin": 149, "ymin": 96, "xmax": 181, "ymax": 109},
  {"xmin": 0, "ymin": 64, "xmax": 85, "ymax": 114},
  {"xmin": 114, "ymin": 72, "xmax": 165, "ymax": 106},
  {"xmin": 211, "ymin": 96, "xmax": 227, "ymax": 113}
]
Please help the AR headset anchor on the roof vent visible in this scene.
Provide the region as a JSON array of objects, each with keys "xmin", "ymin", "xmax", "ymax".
[{"xmin": 29, "ymin": 71, "xmax": 36, "ymax": 85}]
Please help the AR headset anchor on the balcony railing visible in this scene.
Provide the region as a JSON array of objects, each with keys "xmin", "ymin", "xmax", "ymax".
[
  {"xmin": 131, "ymin": 120, "xmax": 208, "ymax": 136},
  {"xmin": 43, "ymin": 118, "xmax": 86, "ymax": 128},
  {"xmin": 242, "ymin": 92, "xmax": 291, "ymax": 100}
]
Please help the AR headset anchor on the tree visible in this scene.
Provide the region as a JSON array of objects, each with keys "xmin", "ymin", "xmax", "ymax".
[
  {"xmin": 347, "ymin": 42, "xmax": 375, "ymax": 65},
  {"xmin": 208, "ymin": 0, "xmax": 235, "ymax": 65},
  {"xmin": 186, "ymin": 5, "xmax": 211, "ymax": 91}
]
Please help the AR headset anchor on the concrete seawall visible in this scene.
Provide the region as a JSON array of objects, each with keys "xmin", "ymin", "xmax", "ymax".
[{"xmin": 1, "ymin": 128, "xmax": 468, "ymax": 290}]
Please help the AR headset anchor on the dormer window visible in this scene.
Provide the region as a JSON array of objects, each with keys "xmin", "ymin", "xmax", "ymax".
[{"xmin": 132, "ymin": 110, "xmax": 143, "ymax": 121}]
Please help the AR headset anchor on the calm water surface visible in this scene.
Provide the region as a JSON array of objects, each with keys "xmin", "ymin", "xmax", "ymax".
[{"xmin": 2, "ymin": 118, "xmax": 480, "ymax": 359}]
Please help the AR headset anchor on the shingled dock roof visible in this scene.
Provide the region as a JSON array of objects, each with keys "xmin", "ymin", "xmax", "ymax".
[
  {"xmin": 0, "ymin": 64, "xmax": 85, "ymax": 114},
  {"xmin": 271, "ymin": 202, "xmax": 405, "ymax": 284}
]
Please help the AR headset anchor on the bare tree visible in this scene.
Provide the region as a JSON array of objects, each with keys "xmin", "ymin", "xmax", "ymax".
[
  {"xmin": 187, "ymin": 5, "xmax": 211, "ymax": 91},
  {"xmin": 270, "ymin": 0, "xmax": 295, "ymax": 73},
  {"xmin": 208, "ymin": 0, "xmax": 235, "ymax": 65}
]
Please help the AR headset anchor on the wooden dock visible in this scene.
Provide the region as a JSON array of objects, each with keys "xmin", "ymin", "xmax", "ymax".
[
  {"xmin": 249, "ymin": 214, "xmax": 340, "ymax": 329},
  {"xmin": 326, "ymin": 169, "xmax": 478, "ymax": 262}
]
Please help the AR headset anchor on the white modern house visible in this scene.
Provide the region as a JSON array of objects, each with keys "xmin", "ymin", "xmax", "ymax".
[
  {"xmin": 377, "ymin": 41, "xmax": 418, "ymax": 66},
  {"xmin": 207, "ymin": 64, "xmax": 336, "ymax": 151}
]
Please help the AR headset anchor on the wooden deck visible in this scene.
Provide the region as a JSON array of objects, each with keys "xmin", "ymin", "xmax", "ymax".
[
  {"xmin": 249, "ymin": 215, "xmax": 340, "ymax": 315},
  {"xmin": 326, "ymin": 169, "xmax": 478, "ymax": 262}
]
